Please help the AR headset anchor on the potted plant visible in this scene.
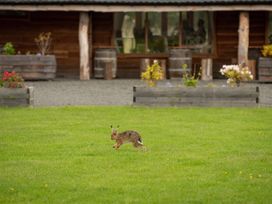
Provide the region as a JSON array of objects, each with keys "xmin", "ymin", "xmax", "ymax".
[
  {"xmin": 0, "ymin": 32, "xmax": 57, "ymax": 80},
  {"xmin": 141, "ymin": 60, "xmax": 164, "ymax": 87},
  {"xmin": 258, "ymin": 37, "xmax": 272, "ymax": 82},
  {"xmin": 134, "ymin": 63, "xmax": 258, "ymax": 107},
  {"xmin": 219, "ymin": 64, "xmax": 253, "ymax": 87},
  {"xmin": 182, "ymin": 64, "xmax": 201, "ymax": 87},
  {"xmin": 0, "ymin": 71, "xmax": 34, "ymax": 106}
]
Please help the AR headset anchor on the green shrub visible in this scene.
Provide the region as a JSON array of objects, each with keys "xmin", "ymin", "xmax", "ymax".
[
  {"xmin": 3, "ymin": 42, "xmax": 16, "ymax": 55},
  {"xmin": 182, "ymin": 64, "xmax": 201, "ymax": 87}
]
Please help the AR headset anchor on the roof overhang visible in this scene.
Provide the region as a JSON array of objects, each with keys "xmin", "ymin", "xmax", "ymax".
[{"xmin": 0, "ymin": 4, "xmax": 272, "ymax": 11}]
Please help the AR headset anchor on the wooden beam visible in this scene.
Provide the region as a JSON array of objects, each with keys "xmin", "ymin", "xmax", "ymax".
[
  {"xmin": 238, "ymin": 12, "xmax": 249, "ymax": 65},
  {"xmin": 179, "ymin": 12, "xmax": 183, "ymax": 46},
  {"xmin": 144, "ymin": 13, "xmax": 148, "ymax": 52},
  {"xmin": 0, "ymin": 5, "xmax": 272, "ymax": 12},
  {"xmin": 89, "ymin": 12, "xmax": 93, "ymax": 78},
  {"xmin": 264, "ymin": 12, "xmax": 270, "ymax": 44},
  {"xmin": 79, "ymin": 12, "xmax": 90, "ymax": 80}
]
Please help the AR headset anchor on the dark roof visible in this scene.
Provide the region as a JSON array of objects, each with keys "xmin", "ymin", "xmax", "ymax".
[{"xmin": 0, "ymin": 0, "xmax": 271, "ymax": 4}]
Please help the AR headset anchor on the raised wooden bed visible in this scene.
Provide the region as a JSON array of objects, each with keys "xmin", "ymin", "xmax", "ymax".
[
  {"xmin": 258, "ymin": 57, "xmax": 272, "ymax": 82},
  {"xmin": 0, "ymin": 87, "xmax": 34, "ymax": 107},
  {"xmin": 0, "ymin": 55, "xmax": 56, "ymax": 80},
  {"xmin": 133, "ymin": 86, "xmax": 259, "ymax": 107}
]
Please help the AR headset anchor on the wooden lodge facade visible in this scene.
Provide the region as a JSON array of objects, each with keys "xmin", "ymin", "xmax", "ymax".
[{"xmin": 0, "ymin": 0, "xmax": 272, "ymax": 80}]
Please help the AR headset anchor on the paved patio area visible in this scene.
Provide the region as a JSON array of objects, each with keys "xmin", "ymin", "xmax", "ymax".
[{"xmin": 26, "ymin": 79, "xmax": 272, "ymax": 107}]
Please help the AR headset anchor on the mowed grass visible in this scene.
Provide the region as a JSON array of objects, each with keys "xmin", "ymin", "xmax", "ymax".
[{"xmin": 0, "ymin": 107, "xmax": 271, "ymax": 204}]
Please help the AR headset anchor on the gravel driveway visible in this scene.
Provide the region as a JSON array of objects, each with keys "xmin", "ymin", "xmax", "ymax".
[{"xmin": 26, "ymin": 79, "xmax": 145, "ymax": 107}]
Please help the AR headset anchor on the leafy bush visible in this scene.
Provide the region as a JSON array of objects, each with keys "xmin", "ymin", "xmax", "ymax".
[
  {"xmin": 261, "ymin": 44, "xmax": 272, "ymax": 57},
  {"xmin": 141, "ymin": 60, "xmax": 164, "ymax": 87},
  {"xmin": 220, "ymin": 64, "xmax": 253, "ymax": 87},
  {"xmin": 1, "ymin": 71, "xmax": 25, "ymax": 88},
  {"xmin": 35, "ymin": 32, "xmax": 52, "ymax": 55},
  {"xmin": 182, "ymin": 64, "xmax": 201, "ymax": 87},
  {"xmin": 2, "ymin": 42, "xmax": 16, "ymax": 55}
]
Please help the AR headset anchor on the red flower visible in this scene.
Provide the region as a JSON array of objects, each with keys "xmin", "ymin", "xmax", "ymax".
[{"xmin": 1, "ymin": 71, "xmax": 24, "ymax": 88}]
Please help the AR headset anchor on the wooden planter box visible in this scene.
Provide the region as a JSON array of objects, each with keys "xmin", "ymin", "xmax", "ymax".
[
  {"xmin": 0, "ymin": 55, "xmax": 56, "ymax": 80},
  {"xmin": 258, "ymin": 57, "xmax": 272, "ymax": 82},
  {"xmin": 133, "ymin": 86, "xmax": 259, "ymax": 107},
  {"xmin": 0, "ymin": 87, "xmax": 34, "ymax": 107}
]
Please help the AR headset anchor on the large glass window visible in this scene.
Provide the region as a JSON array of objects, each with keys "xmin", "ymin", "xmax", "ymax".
[
  {"xmin": 114, "ymin": 12, "xmax": 145, "ymax": 53},
  {"xmin": 167, "ymin": 12, "xmax": 180, "ymax": 47},
  {"xmin": 268, "ymin": 12, "xmax": 272, "ymax": 43},
  {"xmin": 182, "ymin": 11, "xmax": 212, "ymax": 53},
  {"xmin": 114, "ymin": 11, "xmax": 213, "ymax": 54},
  {"xmin": 148, "ymin": 12, "xmax": 165, "ymax": 53}
]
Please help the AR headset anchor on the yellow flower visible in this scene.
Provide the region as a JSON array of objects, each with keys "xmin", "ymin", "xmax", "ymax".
[
  {"xmin": 261, "ymin": 44, "xmax": 272, "ymax": 57},
  {"xmin": 141, "ymin": 60, "xmax": 164, "ymax": 87}
]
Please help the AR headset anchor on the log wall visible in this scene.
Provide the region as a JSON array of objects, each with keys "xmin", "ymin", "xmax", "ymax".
[
  {"xmin": 92, "ymin": 12, "xmax": 113, "ymax": 48},
  {"xmin": 213, "ymin": 11, "xmax": 266, "ymax": 79},
  {"xmin": 0, "ymin": 11, "xmax": 79, "ymax": 78}
]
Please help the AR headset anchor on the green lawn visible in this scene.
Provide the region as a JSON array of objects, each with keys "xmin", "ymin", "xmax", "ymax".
[{"xmin": 0, "ymin": 107, "xmax": 272, "ymax": 204}]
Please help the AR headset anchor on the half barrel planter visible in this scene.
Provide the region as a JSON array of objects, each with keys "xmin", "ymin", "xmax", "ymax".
[
  {"xmin": 258, "ymin": 57, "xmax": 272, "ymax": 82},
  {"xmin": 133, "ymin": 86, "xmax": 259, "ymax": 107},
  {"xmin": 168, "ymin": 48, "xmax": 192, "ymax": 78},
  {"xmin": 94, "ymin": 48, "xmax": 117, "ymax": 79},
  {"xmin": 0, "ymin": 87, "xmax": 34, "ymax": 107},
  {"xmin": 0, "ymin": 55, "xmax": 57, "ymax": 80}
]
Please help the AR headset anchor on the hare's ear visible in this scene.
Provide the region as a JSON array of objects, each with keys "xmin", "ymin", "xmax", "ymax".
[
  {"xmin": 110, "ymin": 125, "xmax": 113, "ymax": 129},
  {"xmin": 117, "ymin": 125, "xmax": 120, "ymax": 129}
]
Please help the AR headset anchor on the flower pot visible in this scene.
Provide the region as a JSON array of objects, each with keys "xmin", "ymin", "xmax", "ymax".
[
  {"xmin": 258, "ymin": 57, "xmax": 272, "ymax": 82},
  {"xmin": 0, "ymin": 55, "xmax": 56, "ymax": 80},
  {"xmin": 0, "ymin": 87, "xmax": 34, "ymax": 106},
  {"xmin": 133, "ymin": 86, "xmax": 259, "ymax": 107}
]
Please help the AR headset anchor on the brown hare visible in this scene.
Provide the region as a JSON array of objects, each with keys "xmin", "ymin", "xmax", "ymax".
[{"xmin": 111, "ymin": 125, "xmax": 144, "ymax": 150}]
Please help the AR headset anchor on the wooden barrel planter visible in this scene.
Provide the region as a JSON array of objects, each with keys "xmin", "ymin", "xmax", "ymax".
[
  {"xmin": 258, "ymin": 57, "xmax": 272, "ymax": 82},
  {"xmin": 0, "ymin": 87, "xmax": 34, "ymax": 107},
  {"xmin": 168, "ymin": 48, "xmax": 192, "ymax": 78},
  {"xmin": 133, "ymin": 86, "xmax": 259, "ymax": 107},
  {"xmin": 94, "ymin": 48, "xmax": 117, "ymax": 79},
  {"xmin": 0, "ymin": 55, "xmax": 56, "ymax": 80}
]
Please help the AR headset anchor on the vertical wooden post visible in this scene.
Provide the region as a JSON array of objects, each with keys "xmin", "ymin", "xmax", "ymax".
[
  {"xmin": 89, "ymin": 12, "xmax": 93, "ymax": 78},
  {"xmin": 162, "ymin": 12, "xmax": 168, "ymax": 52},
  {"xmin": 238, "ymin": 12, "xmax": 249, "ymax": 65},
  {"xmin": 28, "ymin": 86, "xmax": 34, "ymax": 106},
  {"xmin": 179, "ymin": 12, "xmax": 183, "ymax": 46},
  {"xmin": 160, "ymin": 59, "xmax": 166, "ymax": 79},
  {"xmin": 144, "ymin": 13, "xmax": 149, "ymax": 53},
  {"xmin": 79, "ymin": 12, "xmax": 90, "ymax": 80},
  {"xmin": 201, "ymin": 58, "xmax": 213, "ymax": 81}
]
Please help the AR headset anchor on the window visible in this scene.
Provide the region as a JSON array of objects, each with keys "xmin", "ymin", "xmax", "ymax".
[
  {"xmin": 182, "ymin": 11, "xmax": 213, "ymax": 53},
  {"xmin": 114, "ymin": 12, "xmax": 145, "ymax": 53},
  {"xmin": 167, "ymin": 12, "xmax": 180, "ymax": 47},
  {"xmin": 268, "ymin": 12, "xmax": 272, "ymax": 43},
  {"xmin": 114, "ymin": 12, "xmax": 214, "ymax": 54}
]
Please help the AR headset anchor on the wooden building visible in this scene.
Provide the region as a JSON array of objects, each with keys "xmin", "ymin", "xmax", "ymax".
[{"xmin": 0, "ymin": 0, "xmax": 272, "ymax": 80}]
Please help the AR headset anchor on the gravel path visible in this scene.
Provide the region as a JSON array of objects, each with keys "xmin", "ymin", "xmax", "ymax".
[
  {"xmin": 26, "ymin": 80, "xmax": 145, "ymax": 107},
  {"xmin": 26, "ymin": 79, "xmax": 272, "ymax": 107}
]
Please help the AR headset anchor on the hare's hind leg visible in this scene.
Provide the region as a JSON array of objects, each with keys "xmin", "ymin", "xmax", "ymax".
[{"xmin": 133, "ymin": 141, "xmax": 144, "ymax": 148}]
